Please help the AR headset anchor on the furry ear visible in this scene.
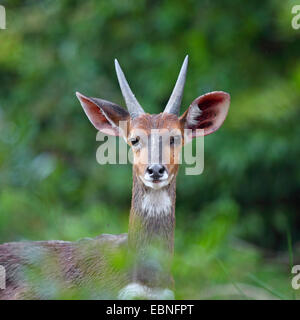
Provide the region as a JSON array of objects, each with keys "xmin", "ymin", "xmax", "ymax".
[
  {"xmin": 180, "ymin": 91, "xmax": 230, "ymax": 138},
  {"xmin": 76, "ymin": 92, "xmax": 130, "ymax": 136}
]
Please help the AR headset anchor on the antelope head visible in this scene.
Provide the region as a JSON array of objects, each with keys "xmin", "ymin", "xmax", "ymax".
[{"xmin": 76, "ymin": 56, "xmax": 230, "ymax": 190}]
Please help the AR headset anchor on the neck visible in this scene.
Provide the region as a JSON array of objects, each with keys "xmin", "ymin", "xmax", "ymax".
[{"xmin": 128, "ymin": 168, "xmax": 176, "ymax": 287}]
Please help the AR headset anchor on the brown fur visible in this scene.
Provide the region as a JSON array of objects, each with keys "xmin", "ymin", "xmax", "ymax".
[
  {"xmin": 128, "ymin": 113, "xmax": 183, "ymax": 181},
  {"xmin": 0, "ymin": 89, "xmax": 230, "ymax": 299},
  {"xmin": 0, "ymin": 235, "xmax": 128, "ymax": 299},
  {"xmin": 128, "ymin": 168, "xmax": 177, "ymax": 288}
]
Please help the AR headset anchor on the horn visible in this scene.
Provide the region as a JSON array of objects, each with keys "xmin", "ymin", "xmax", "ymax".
[
  {"xmin": 114, "ymin": 59, "xmax": 145, "ymax": 119},
  {"xmin": 164, "ymin": 55, "xmax": 188, "ymax": 116}
]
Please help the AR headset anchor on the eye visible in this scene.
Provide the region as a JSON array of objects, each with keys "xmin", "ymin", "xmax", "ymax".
[
  {"xmin": 170, "ymin": 135, "xmax": 181, "ymax": 146},
  {"xmin": 170, "ymin": 136, "xmax": 175, "ymax": 145},
  {"xmin": 130, "ymin": 136, "xmax": 140, "ymax": 147}
]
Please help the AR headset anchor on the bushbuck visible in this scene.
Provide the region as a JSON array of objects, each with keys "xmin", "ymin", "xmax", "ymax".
[{"xmin": 0, "ymin": 56, "xmax": 230, "ymax": 299}]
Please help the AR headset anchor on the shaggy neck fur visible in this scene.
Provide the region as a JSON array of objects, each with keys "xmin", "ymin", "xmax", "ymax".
[{"xmin": 127, "ymin": 168, "xmax": 176, "ymax": 288}]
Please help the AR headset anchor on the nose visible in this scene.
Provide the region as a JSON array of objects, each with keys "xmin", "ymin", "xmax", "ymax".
[{"xmin": 146, "ymin": 164, "xmax": 167, "ymax": 180}]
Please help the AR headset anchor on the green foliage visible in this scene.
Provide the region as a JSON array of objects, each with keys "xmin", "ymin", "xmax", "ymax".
[{"xmin": 0, "ymin": 0, "xmax": 299, "ymax": 299}]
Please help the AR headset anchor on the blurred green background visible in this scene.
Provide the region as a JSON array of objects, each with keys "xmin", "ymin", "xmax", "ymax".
[{"xmin": 0, "ymin": 0, "xmax": 300, "ymax": 299}]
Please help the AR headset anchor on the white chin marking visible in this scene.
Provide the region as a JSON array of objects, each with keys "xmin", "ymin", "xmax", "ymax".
[
  {"xmin": 141, "ymin": 189, "xmax": 171, "ymax": 217},
  {"xmin": 118, "ymin": 283, "xmax": 174, "ymax": 300}
]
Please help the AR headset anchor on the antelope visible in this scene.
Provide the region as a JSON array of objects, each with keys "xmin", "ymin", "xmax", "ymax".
[{"xmin": 0, "ymin": 56, "xmax": 230, "ymax": 300}]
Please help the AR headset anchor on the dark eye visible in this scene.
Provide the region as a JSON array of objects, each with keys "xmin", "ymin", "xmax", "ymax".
[
  {"xmin": 170, "ymin": 136, "xmax": 175, "ymax": 145},
  {"xmin": 170, "ymin": 136, "xmax": 180, "ymax": 146},
  {"xmin": 130, "ymin": 136, "xmax": 140, "ymax": 146}
]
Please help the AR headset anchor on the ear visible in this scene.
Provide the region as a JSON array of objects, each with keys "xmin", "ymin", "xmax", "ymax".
[
  {"xmin": 76, "ymin": 92, "xmax": 130, "ymax": 136},
  {"xmin": 180, "ymin": 91, "xmax": 230, "ymax": 138}
]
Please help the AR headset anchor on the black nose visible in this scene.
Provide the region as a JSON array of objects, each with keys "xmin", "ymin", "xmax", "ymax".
[{"xmin": 146, "ymin": 164, "xmax": 166, "ymax": 180}]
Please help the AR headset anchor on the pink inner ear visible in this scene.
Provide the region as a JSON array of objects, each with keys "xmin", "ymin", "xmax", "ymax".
[
  {"xmin": 189, "ymin": 91, "xmax": 230, "ymax": 137},
  {"xmin": 76, "ymin": 92, "xmax": 119, "ymax": 136}
]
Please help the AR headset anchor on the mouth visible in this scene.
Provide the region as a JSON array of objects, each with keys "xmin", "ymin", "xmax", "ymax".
[
  {"xmin": 140, "ymin": 175, "xmax": 173, "ymax": 189},
  {"xmin": 152, "ymin": 179, "xmax": 164, "ymax": 183}
]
